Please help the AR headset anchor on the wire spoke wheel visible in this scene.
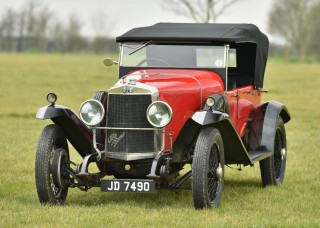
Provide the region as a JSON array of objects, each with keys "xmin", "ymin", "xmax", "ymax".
[
  {"xmin": 35, "ymin": 124, "xmax": 69, "ymax": 204},
  {"xmin": 260, "ymin": 117, "xmax": 287, "ymax": 186},
  {"xmin": 192, "ymin": 127, "xmax": 224, "ymax": 209},
  {"xmin": 273, "ymin": 129, "xmax": 283, "ymax": 180},
  {"xmin": 207, "ymin": 144, "xmax": 220, "ymax": 202}
]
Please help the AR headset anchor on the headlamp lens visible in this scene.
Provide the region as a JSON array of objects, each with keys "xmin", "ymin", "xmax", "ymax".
[
  {"xmin": 47, "ymin": 93, "xmax": 57, "ymax": 104},
  {"xmin": 206, "ymin": 97, "xmax": 215, "ymax": 107},
  {"xmin": 79, "ymin": 100, "xmax": 105, "ymax": 126},
  {"xmin": 146, "ymin": 101, "xmax": 172, "ymax": 128}
]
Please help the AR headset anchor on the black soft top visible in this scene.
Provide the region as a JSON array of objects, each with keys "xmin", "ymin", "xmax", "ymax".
[{"xmin": 116, "ymin": 23, "xmax": 269, "ymax": 87}]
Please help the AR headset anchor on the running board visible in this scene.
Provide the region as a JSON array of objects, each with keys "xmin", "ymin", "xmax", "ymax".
[{"xmin": 248, "ymin": 151, "xmax": 273, "ymax": 163}]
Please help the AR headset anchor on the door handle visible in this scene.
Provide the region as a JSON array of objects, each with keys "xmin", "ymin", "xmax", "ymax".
[
  {"xmin": 225, "ymin": 91, "xmax": 239, "ymax": 98},
  {"xmin": 242, "ymin": 90, "xmax": 254, "ymax": 95},
  {"xmin": 257, "ymin": 88, "xmax": 268, "ymax": 96}
]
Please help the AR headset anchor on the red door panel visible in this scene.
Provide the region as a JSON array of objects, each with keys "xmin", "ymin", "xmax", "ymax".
[
  {"xmin": 226, "ymin": 85, "xmax": 261, "ymax": 137},
  {"xmin": 237, "ymin": 85, "xmax": 261, "ymax": 137}
]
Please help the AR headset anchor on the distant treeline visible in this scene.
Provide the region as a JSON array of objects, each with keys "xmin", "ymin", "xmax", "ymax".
[
  {"xmin": 0, "ymin": 1, "xmax": 118, "ymax": 53},
  {"xmin": 1, "ymin": 0, "xmax": 320, "ymax": 62},
  {"xmin": 268, "ymin": 0, "xmax": 320, "ymax": 61}
]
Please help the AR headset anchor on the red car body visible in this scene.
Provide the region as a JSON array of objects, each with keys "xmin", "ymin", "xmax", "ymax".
[
  {"xmin": 35, "ymin": 23, "xmax": 291, "ymax": 209},
  {"xmin": 122, "ymin": 68, "xmax": 259, "ymax": 151}
]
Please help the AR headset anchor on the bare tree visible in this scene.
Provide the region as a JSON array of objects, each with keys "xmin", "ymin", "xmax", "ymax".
[
  {"xmin": 159, "ymin": 0, "xmax": 240, "ymax": 23},
  {"xmin": 47, "ymin": 18, "xmax": 66, "ymax": 52},
  {"xmin": 91, "ymin": 10, "xmax": 115, "ymax": 54},
  {"xmin": 24, "ymin": 1, "xmax": 37, "ymax": 43},
  {"xmin": 65, "ymin": 14, "xmax": 86, "ymax": 52},
  {"xmin": 268, "ymin": 0, "xmax": 320, "ymax": 60},
  {"xmin": 0, "ymin": 8, "xmax": 16, "ymax": 51},
  {"xmin": 307, "ymin": 1, "xmax": 320, "ymax": 60},
  {"xmin": 16, "ymin": 8, "xmax": 26, "ymax": 52},
  {"xmin": 34, "ymin": 5, "xmax": 52, "ymax": 51},
  {"xmin": 0, "ymin": 0, "xmax": 118, "ymax": 53},
  {"xmin": 0, "ymin": 14, "xmax": 4, "ymax": 50},
  {"xmin": 91, "ymin": 10, "xmax": 115, "ymax": 37}
]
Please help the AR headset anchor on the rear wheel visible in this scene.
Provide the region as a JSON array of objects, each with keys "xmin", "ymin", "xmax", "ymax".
[
  {"xmin": 35, "ymin": 124, "xmax": 69, "ymax": 204},
  {"xmin": 192, "ymin": 127, "xmax": 225, "ymax": 209},
  {"xmin": 260, "ymin": 117, "xmax": 287, "ymax": 186}
]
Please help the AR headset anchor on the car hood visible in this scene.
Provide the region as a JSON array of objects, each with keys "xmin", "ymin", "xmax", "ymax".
[
  {"xmin": 108, "ymin": 68, "xmax": 225, "ymax": 146},
  {"xmin": 111, "ymin": 69, "xmax": 224, "ymax": 107}
]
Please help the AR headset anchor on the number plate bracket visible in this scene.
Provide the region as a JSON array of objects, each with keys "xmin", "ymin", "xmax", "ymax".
[{"xmin": 101, "ymin": 179, "xmax": 156, "ymax": 193}]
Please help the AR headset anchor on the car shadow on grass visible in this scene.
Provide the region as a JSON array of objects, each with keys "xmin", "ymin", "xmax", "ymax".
[
  {"xmin": 67, "ymin": 185, "xmax": 193, "ymax": 208},
  {"xmin": 66, "ymin": 178, "xmax": 262, "ymax": 208}
]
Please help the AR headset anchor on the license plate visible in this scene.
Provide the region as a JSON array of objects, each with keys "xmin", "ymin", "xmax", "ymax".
[{"xmin": 101, "ymin": 179, "xmax": 155, "ymax": 193}]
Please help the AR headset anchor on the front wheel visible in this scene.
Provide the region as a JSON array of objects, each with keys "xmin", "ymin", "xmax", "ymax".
[
  {"xmin": 35, "ymin": 124, "xmax": 70, "ymax": 204},
  {"xmin": 192, "ymin": 127, "xmax": 225, "ymax": 209},
  {"xmin": 260, "ymin": 117, "xmax": 287, "ymax": 186}
]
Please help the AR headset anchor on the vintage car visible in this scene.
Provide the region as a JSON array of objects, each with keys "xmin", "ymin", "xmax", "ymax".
[{"xmin": 35, "ymin": 23, "xmax": 290, "ymax": 209}]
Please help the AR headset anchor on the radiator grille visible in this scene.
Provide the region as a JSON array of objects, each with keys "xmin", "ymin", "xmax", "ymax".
[
  {"xmin": 107, "ymin": 94, "xmax": 152, "ymax": 128},
  {"xmin": 106, "ymin": 94, "xmax": 155, "ymax": 153},
  {"xmin": 106, "ymin": 129, "xmax": 154, "ymax": 153}
]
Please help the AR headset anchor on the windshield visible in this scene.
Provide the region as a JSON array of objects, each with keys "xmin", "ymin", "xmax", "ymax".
[{"xmin": 120, "ymin": 43, "xmax": 236, "ymax": 68}]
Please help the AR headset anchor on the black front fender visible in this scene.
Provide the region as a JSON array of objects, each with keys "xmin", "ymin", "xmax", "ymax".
[
  {"xmin": 191, "ymin": 110, "xmax": 229, "ymax": 125},
  {"xmin": 37, "ymin": 104, "xmax": 72, "ymax": 120},
  {"xmin": 173, "ymin": 110, "xmax": 252, "ymax": 165},
  {"xmin": 36, "ymin": 105, "xmax": 94, "ymax": 157}
]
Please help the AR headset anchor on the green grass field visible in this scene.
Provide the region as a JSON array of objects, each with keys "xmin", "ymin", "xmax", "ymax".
[{"xmin": 0, "ymin": 53, "xmax": 319, "ymax": 227}]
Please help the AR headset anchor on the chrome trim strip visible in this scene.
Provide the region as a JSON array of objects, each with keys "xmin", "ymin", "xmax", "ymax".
[
  {"xmin": 224, "ymin": 44, "xmax": 230, "ymax": 92},
  {"xmin": 119, "ymin": 44, "xmax": 124, "ymax": 66},
  {"xmin": 96, "ymin": 126, "xmax": 156, "ymax": 131},
  {"xmin": 105, "ymin": 152, "xmax": 155, "ymax": 161},
  {"xmin": 160, "ymin": 129, "xmax": 165, "ymax": 152},
  {"xmin": 108, "ymin": 82, "xmax": 159, "ymax": 101}
]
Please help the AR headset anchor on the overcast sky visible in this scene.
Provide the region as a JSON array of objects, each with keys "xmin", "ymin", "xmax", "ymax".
[{"xmin": 0, "ymin": 0, "xmax": 274, "ymax": 39}]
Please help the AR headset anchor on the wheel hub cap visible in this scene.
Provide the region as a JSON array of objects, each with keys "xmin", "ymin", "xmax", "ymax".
[
  {"xmin": 281, "ymin": 148, "xmax": 286, "ymax": 160},
  {"xmin": 216, "ymin": 163, "xmax": 223, "ymax": 182}
]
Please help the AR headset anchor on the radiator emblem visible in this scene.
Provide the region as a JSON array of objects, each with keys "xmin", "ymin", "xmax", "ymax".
[{"xmin": 108, "ymin": 132, "xmax": 125, "ymax": 147}]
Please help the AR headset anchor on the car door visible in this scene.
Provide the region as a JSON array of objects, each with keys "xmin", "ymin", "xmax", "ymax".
[
  {"xmin": 226, "ymin": 85, "xmax": 261, "ymax": 137},
  {"xmin": 236, "ymin": 85, "xmax": 261, "ymax": 137}
]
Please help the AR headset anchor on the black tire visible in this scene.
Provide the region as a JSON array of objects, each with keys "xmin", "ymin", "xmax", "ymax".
[
  {"xmin": 35, "ymin": 124, "xmax": 69, "ymax": 204},
  {"xmin": 192, "ymin": 127, "xmax": 225, "ymax": 209},
  {"xmin": 260, "ymin": 117, "xmax": 287, "ymax": 186}
]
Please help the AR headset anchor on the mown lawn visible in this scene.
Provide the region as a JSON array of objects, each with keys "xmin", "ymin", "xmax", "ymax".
[{"xmin": 0, "ymin": 53, "xmax": 319, "ymax": 227}]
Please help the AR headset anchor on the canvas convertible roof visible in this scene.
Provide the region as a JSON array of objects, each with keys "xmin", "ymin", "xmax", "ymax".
[
  {"xmin": 116, "ymin": 23, "xmax": 269, "ymax": 87},
  {"xmin": 116, "ymin": 23, "xmax": 267, "ymax": 44}
]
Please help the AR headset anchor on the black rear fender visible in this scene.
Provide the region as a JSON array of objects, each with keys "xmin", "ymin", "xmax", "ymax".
[
  {"xmin": 36, "ymin": 105, "xmax": 94, "ymax": 157},
  {"xmin": 249, "ymin": 101, "xmax": 290, "ymax": 152}
]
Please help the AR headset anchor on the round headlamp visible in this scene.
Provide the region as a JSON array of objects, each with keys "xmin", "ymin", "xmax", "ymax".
[
  {"xmin": 206, "ymin": 97, "xmax": 215, "ymax": 107},
  {"xmin": 146, "ymin": 101, "xmax": 172, "ymax": 128},
  {"xmin": 79, "ymin": 99, "xmax": 105, "ymax": 126},
  {"xmin": 47, "ymin": 93, "xmax": 57, "ymax": 104},
  {"xmin": 205, "ymin": 94, "xmax": 226, "ymax": 111}
]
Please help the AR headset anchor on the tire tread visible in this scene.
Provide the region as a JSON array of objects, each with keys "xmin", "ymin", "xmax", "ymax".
[
  {"xmin": 192, "ymin": 127, "xmax": 224, "ymax": 209},
  {"xmin": 35, "ymin": 124, "xmax": 68, "ymax": 204}
]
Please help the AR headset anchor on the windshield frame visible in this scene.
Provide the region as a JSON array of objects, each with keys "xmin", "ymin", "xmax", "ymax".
[{"xmin": 119, "ymin": 42, "xmax": 233, "ymax": 70}]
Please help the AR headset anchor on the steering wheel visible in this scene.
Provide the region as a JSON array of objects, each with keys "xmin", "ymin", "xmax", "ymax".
[{"xmin": 137, "ymin": 58, "xmax": 170, "ymax": 67}]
